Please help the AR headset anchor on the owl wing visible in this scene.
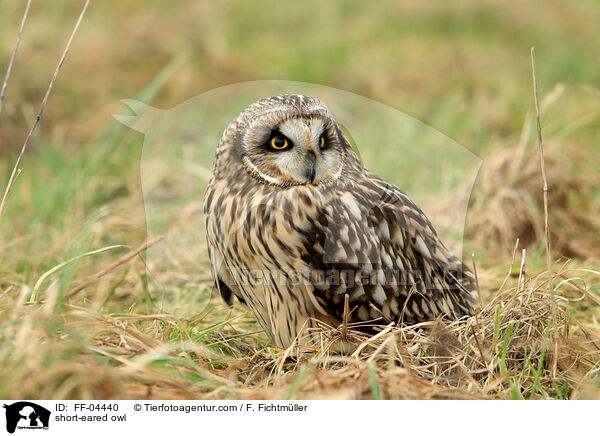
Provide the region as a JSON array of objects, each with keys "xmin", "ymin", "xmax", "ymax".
[{"xmin": 300, "ymin": 173, "xmax": 478, "ymax": 326}]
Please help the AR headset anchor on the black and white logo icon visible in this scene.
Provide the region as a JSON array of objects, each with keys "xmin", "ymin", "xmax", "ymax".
[{"xmin": 2, "ymin": 402, "xmax": 50, "ymax": 434}]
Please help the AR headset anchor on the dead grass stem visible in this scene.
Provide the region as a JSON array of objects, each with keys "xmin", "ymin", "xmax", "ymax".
[
  {"xmin": 0, "ymin": 0, "xmax": 31, "ymax": 117},
  {"xmin": 0, "ymin": 0, "xmax": 91, "ymax": 220}
]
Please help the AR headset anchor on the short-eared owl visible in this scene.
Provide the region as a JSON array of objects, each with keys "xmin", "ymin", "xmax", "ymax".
[{"xmin": 204, "ymin": 94, "xmax": 477, "ymax": 347}]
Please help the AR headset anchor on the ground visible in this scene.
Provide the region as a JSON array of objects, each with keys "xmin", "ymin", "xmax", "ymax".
[{"xmin": 1, "ymin": 0, "xmax": 599, "ymax": 399}]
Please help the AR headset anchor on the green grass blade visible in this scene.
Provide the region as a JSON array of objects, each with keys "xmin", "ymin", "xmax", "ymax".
[
  {"xmin": 368, "ymin": 365, "xmax": 383, "ymax": 400},
  {"xmin": 31, "ymin": 245, "xmax": 124, "ymax": 301}
]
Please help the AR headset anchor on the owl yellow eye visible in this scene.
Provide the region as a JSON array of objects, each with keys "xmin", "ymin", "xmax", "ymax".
[
  {"xmin": 319, "ymin": 135, "xmax": 326, "ymax": 149},
  {"xmin": 270, "ymin": 135, "xmax": 290, "ymax": 150}
]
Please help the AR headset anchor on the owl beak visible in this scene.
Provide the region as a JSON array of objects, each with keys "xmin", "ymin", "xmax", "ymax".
[{"xmin": 305, "ymin": 151, "xmax": 316, "ymax": 183}]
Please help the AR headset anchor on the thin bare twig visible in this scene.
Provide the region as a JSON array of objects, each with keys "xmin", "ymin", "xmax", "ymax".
[
  {"xmin": 530, "ymin": 46, "xmax": 557, "ymax": 377},
  {"xmin": 530, "ymin": 47, "xmax": 553, "ymax": 294},
  {"xmin": 0, "ymin": 0, "xmax": 91, "ymax": 220},
  {"xmin": 0, "ymin": 0, "xmax": 32, "ymax": 117},
  {"xmin": 498, "ymin": 238, "xmax": 519, "ymax": 294},
  {"xmin": 471, "ymin": 252, "xmax": 482, "ymax": 308},
  {"xmin": 469, "ymin": 253, "xmax": 488, "ymax": 369},
  {"xmin": 342, "ymin": 293, "xmax": 350, "ymax": 341},
  {"xmin": 66, "ymin": 235, "xmax": 163, "ymax": 298},
  {"xmin": 518, "ymin": 249, "xmax": 527, "ymax": 291}
]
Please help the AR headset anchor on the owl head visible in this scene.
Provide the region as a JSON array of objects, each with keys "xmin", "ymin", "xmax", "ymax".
[{"xmin": 218, "ymin": 94, "xmax": 349, "ymax": 187}]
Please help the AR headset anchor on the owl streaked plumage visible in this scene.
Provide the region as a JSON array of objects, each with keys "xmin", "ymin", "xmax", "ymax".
[{"xmin": 203, "ymin": 94, "xmax": 478, "ymax": 348}]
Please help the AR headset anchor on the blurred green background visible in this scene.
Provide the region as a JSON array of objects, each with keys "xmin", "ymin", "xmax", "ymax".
[{"xmin": 1, "ymin": 0, "xmax": 599, "ymax": 147}]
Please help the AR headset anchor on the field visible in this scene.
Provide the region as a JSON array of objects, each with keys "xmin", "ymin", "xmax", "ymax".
[{"xmin": 1, "ymin": 0, "xmax": 600, "ymax": 399}]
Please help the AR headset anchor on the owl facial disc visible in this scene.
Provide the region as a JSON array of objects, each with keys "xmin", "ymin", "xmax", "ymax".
[{"xmin": 236, "ymin": 97, "xmax": 345, "ymax": 187}]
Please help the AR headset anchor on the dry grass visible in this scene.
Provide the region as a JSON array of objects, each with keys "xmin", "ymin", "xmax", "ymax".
[
  {"xmin": 97, "ymin": 264, "xmax": 600, "ymax": 400},
  {"xmin": 463, "ymin": 125, "xmax": 600, "ymax": 259},
  {"xmin": 2, "ymin": 257, "xmax": 599, "ymax": 400}
]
